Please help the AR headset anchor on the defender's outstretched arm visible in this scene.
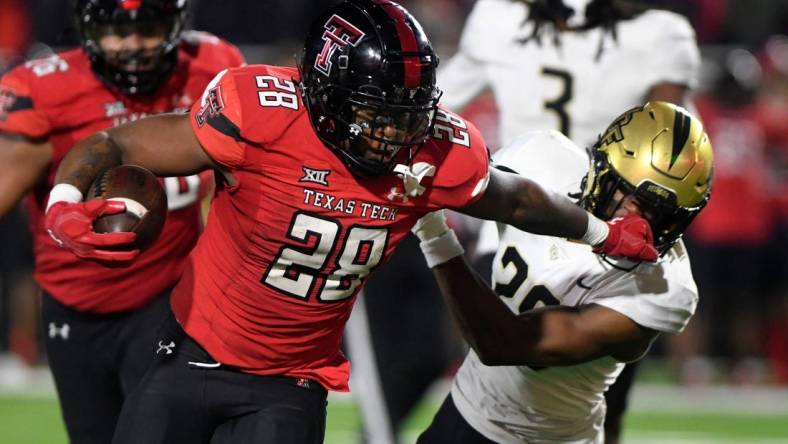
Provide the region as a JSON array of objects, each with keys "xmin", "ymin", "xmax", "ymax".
[{"xmin": 413, "ymin": 211, "xmax": 657, "ymax": 367}]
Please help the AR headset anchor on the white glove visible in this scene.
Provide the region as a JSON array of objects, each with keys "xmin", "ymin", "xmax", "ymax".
[{"xmin": 411, "ymin": 210, "xmax": 464, "ymax": 268}]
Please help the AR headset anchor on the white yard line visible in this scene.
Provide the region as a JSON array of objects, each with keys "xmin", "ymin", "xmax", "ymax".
[
  {"xmin": 629, "ymin": 385, "xmax": 788, "ymax": 415},
  {"xmin": 622, "ymin": 431, "xmax": 788, "ymax": 444}
]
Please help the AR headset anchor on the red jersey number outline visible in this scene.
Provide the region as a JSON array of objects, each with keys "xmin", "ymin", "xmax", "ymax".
[{"xmin": 262, "ymin": 212, "xmax": 388, "ymax": 302}]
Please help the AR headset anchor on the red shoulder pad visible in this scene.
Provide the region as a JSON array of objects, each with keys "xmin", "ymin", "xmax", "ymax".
[
  {"xmin": 417, "ymin": 108, "xmax": 491, "ymax": 209},
  {"xmin": 0, "ymin": 63, "xmax": 52, "ymax": 138},
  {"xmin": 190, "ymin": 65, "xmax": 304, "ymax": 169},
  {"xmin": 191, "ymin": 67, "xmax": 246, "ymax": 168},
  {"xmin": 231, "ymin": 65, "xmax": 303, "ymax": 145},
  {"xmin": 181, "ymin": 31, "xmax": 246, "ymax": 70}
]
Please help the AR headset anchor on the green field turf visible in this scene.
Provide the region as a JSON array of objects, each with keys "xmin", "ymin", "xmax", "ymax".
[{"xmin": 1, "ymin": 393, "xmax": 786, "ymax": 444}]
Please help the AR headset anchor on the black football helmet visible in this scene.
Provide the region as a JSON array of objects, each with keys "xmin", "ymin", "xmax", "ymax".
[
  {"xmin": 300, "ymin": 0, "xmax": 441, "ymax": 178},
  {"xmin": 75, "ymin": 0, "xmax": 187, "ymax": 96}
]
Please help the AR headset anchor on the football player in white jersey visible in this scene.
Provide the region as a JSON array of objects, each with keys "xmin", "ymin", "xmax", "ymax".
[
  {"xmin": 438, "ymin": 2, "xmax": 702, "ymax": 441},
  {"xmin": 438, "ymin": 0, "xmax": 701, "ymax": 148},
  {"xmin": 411, "ymin": 102, "xmax": 714, "ymax": 444}
]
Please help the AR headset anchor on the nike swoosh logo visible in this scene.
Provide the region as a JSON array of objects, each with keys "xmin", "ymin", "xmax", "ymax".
[{"xmin": 576, "ymin": 276, "xmax": 593, "ymax": 290}]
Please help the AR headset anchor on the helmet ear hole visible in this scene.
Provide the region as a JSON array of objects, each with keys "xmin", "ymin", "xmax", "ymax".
[{"xmin": 338, "ymin": 55, "xmax": 350, "ymax": 70}]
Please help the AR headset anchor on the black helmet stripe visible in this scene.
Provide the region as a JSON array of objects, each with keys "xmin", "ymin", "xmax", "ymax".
[
  {"xmin": 299, "ymin": 0, "xmax": 439, "ymax": 177},
  {"xmin": 670, "ymin": 110, "xmax": 692, "ymax": 169},
  {"xmin": 373, "ymin": 0, "xmax": 422, "ymax": 89}
]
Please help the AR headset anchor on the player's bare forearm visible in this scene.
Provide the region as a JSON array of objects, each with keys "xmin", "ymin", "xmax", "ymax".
[
  {"xmin": 431, "ymin": 255, "xmax": 524, "ymax": 363},
  {"xmin": 432, "ymin": 256, "xmax": 655, "ymax": 367},
  {"xmin": 0, "ymin": 133, "xmax": 53, "ymax": 218},
  {"xmin": 55, "ymin": 113, "xmax": 216, "ymax": 192},
  {"xmin": 56, "ymin": 132, "xmax": 123, "ymax": 193},
  {"xmin": 460, "ymin": 168, "xmax": 588, "ymax": 240},
  {"xmin": 430, "ymin": 256, "xmax": 588, "ymax": 367}
]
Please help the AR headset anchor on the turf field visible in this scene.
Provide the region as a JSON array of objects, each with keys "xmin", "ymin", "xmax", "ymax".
[{"xmin": 1, "ymin": 386, "xmax": 787, "ymax": 444}]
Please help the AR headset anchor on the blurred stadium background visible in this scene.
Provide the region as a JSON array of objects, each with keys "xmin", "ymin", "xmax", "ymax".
[{"xmin": 1, "ymin": 0, "xmax": 787, "ymax": 442}]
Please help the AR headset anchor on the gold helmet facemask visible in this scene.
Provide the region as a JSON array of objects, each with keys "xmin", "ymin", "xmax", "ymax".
[{"xmin": 579, "ymin": 102, "xmax": 714, "ymax": 255}]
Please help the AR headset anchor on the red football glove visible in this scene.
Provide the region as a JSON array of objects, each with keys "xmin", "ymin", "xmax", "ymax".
[
  {"xmin": 592, "ymin": 214, "xmax": 659, "ymax": 262},
  {"xmin": 45, "ymin": 200, "xmax": 140, "ymax": 263}
]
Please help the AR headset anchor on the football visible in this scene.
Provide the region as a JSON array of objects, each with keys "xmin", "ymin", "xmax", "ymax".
[{"xmin": 87, "ymin": 165, "xmax": 167, "ymax": 250}]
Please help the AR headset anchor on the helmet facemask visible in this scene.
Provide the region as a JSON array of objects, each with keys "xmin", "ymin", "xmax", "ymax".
[
  {"xmin": 76, "ymin": 0, "xmax": 187, "ymax": 96},
  {"xmin": 580, "ymin": 147, "xmax": 709, "ymax": 255},
  {"xmin": 313, "ymin": 80, "xmax": 440, "ymax": 177}
]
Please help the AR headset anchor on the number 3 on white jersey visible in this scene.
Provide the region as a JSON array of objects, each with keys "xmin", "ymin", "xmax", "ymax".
[{"xmin": 262, "ymin": 213, "xmax": 388, "ymax": 302}]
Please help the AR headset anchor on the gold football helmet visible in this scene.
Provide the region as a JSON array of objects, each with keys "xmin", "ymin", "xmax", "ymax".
[{"xmin": 580, "ymin": 101, "xmax": 714, "ymax": 254}]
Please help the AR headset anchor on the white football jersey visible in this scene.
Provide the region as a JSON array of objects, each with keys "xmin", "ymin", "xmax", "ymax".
[
  {"xmin": 451, "ymin": 131, "xmax": 699, "ymax": 444},
  {"xmin": 438, "ymin": 0, "xmax": 701, "ymax": 148}
]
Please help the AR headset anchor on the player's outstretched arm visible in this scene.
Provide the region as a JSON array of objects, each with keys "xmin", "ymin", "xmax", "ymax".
[
  {"xmin": 459, "ymin": 168, "xmax": 658, "ymax": 262},
  {"xmin": 412, "ymin": 212, "xmax": 658, "ymax": 367},
  {"xmin": 0, "ymin": 132, "xmax": 52, "ymax": 219},
  {"xmin": 55, "ymin": 113, "xmax": 216, "ymax": 194},
  {"xmin": 459, "ymin": 167, "xmax": 590, "ymax": 240}
]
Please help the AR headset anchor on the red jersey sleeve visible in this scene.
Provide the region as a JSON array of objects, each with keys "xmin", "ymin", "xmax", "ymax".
[
  {"xmin": 182, "ymin": 30, "xmax": 246, "ymax": 69},
  {"xmin": 0, "ymin": 65, "xmax": 52, "ymax": 138},
  {"xmin": 422, "ymin": 109, "xmax": 491, "ymax": 210},
  {"xmin": 190, "ymin": 68, "xmax": 246, "ymax": 169},
  {"xmin": 189, "ymin": 65, "xmax": 304, "ymax": 169}
]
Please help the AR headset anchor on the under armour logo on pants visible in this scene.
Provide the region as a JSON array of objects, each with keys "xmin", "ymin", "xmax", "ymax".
[
  {"xmin": 48, "ymin": 322, "xmax": 70, "ymax": 340},
  {"xmin": 156, "ymin": 340, "xmax": 176, "ymax": 355}
]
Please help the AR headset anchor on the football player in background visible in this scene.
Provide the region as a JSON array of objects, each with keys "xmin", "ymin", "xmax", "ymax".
[
  {"xmin": 43, "ymin": 1, "xmax": 657, "ymax": 442},
  {"xmin": 439, "ymin": 0, "xmax": 699, "ymax": 147},
  {"xmin": 0, "ymin": 0, "xmax": 244, "ymax": 442},
  {"xmin": 432, "ymin": 2, "xmax": 703, "ymax": 441},
  {"xmin": 413, "ymin": 102, "xmax": 713, "ymax": 444},
  {"xmin": 688, "ymin": 48, "xmax": 775, "ymax": 382}
]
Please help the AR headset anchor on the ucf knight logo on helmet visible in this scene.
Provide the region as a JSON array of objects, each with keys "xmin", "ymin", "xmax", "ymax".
[{"xmin": 314, "ymin": 15, "xmax": 366, "ymax": 76}]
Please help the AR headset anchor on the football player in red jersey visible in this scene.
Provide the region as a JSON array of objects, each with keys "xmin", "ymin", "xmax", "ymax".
[
  {"xmin": 45, "ymin": 1, "xmax": 655, "ymax": 443},
  {"xmin": 0, "ymin": 0, "xmax": 244, "ymax": 442}
]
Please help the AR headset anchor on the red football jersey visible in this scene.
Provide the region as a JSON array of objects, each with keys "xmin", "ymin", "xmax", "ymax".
[
  {"xmin": 173, "ymin": 64, "xmax": 490, "ymax": 391},
  {"xmin": 689, "ymin": 96, "xmax": 776, "ymax": 245},
  {"xmin": 0, "ymin": 31, "xmax": 245, "ymax": 313}
]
